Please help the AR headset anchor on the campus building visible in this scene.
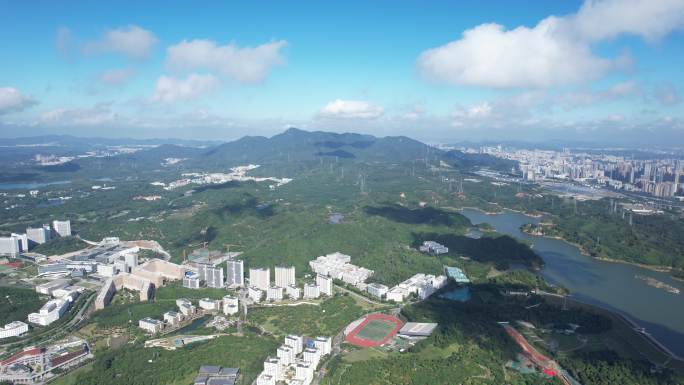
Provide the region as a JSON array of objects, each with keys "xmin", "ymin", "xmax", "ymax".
[
  {"xmin": 0, "ymin": 321, "xmax": 29, "ymax": 339},
  {"xmin": 274, "ymin": 265, "xmax": 295, "ymax": 288},
  {"xmin": 316, "ymin": 274, "xmax": 333, "ymax": 296},
  {"xmin": 249, "ymin": 267, "xmax": 271, "ymax": 291},
  {"xmin": 222, "ymin": 295, "xmax": 239, "ymax": 315},
  {"xmin": 52, "ymin": 220, "xmax": 72, "ymax": 237},
  {"xmin": 226, "ymin": 259, "xmax": 244, "ymax": 287}
]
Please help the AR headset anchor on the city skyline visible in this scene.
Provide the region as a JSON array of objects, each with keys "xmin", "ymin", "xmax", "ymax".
[{"xmin": 1, "ymin": 0, "xmax": 684, "ymax": 144}]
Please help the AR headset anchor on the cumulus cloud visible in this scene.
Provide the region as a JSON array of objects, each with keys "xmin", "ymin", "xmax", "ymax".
[
  {"xmin": 417, "ymin": 0, "xmax": 684, "ymax": 88},
  {"xmin": 99, "ymin": 68, "xmax": 136, "ymax": 86},
  {"xmin": 40, "ymin": 103, "xmax": 116, "ymax": 126},
  {"xmin": 152, "ymin": 73, "xmax": 220, "ymax": 103},
  {"xmin": 83, "ymin": 25, "xmax": 158, "ymax": 59},
  {"xmin": 166, "ymin": 39, "xmax": 287, "ymax": 84},
  {"xmin": 0, "ymin": 87, "xmax": 37, "ymax": 115},
  {"xmin": 319, "ymin": 99, "xmax": 384, "ymax": 119}
]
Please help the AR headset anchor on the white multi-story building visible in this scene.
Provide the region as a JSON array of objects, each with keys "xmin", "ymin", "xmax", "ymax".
[
  {"xmin": 303, "ymin": 348, "xmax": 321, "ymax": 367},
  {"xmin": 277, "ymin": 345, "xmax": 294, "ymax": 365},
  {"xmin": 386, "ymin": 287, "xmax": 406, "ymax": 302},
  {"xmin": 198, "ymin": 264, "xmax": 224, "ymax": 288},
  {"xmin": 97, "ymin": 264, "xmax": 116, "ymax": 277},
  {"xmin": 199, "ymin": 298, "xmax": 220, "ymax": 311},
  {"xmin": 295, "ymin": 362, "xmax": 314, "ymax": 384},
  {"xmin": 314, "ymin": 336, "xmax": 332, "ymax": 355},
  {"xmin": 183, "ymin": 272, "xmax": 201, "ymax": 289},
  {"xmin": 303, "ymin": 283, "xmax": 320, "ymax": 299},
  {"xmin": 177, "ymin": 298, "xmax": 196, "ymax": 316},
  {"xmin": 249, "ymin": 267, "xmax": 271, "ymax": 291},
  {"xmin": 0, "ymin": 235, "xmax": 21, "ymax": 256},
  {"xmin": 52, "ymin": 220, "xmax": 72, "ymax": 237},
  {"xmin": 256, "ymin": 373, "xmax": 275, "ymax": 385},
  {"xmin": 139, "ymin": 317, "xmax": 164, "ymax": 333},
  {"xmin": 226, "ymin": 260, "xmax": 244, "ymax": 287},
  {"xmin": 266, "ymin": 286, "xmax": 284, "ymax": 302},
  {"xmin": 274, "ymin": 265, "xmax": 295, "ymax": 288},
  {"xmin": 284, "ymin": 334, "xmax": 303, "ymax": 354},
  {"xmin": 125, "ymin": 253, "xmax": 139, "ymax": 270},
  {"xmin": 286, "ymin": 284, "xmax": 301, "ymax": 299},
  {"xmin": 316, "ymin": 274, "xmax": 333, "ymax": 296},
  {"xmin": 367, "ymin": 283, "xmax": 389, "ymax": 298},
  {"xmin": 0, "ymin": 321, "xmax": 29, "ymax": 339},
  {"xmin": 248, "ymin": 286, "xmax": 264, "ymax": 303},
  {"xmin": 11, "ymin": 233, "xmax": 28, "ymax": 252},
  {"xmin": 222, "ymin": 295, "xmax": 239, "ymax": 315},
  {"xmin": 163, "ymin": 311, "xmax": 183, "ymax": 326},
  {"xmin": 35, "ymin": 279, "xmax": 69, "ymax": 295},
  {"xmin": 386, "ymin": 273, "xmax": 448, "ymax": 302},
  {"xmin": 263, "ymin": 357, "xmax": 281, "ymax": 380},
  {"xmin": 26, "ymin": 225, "xmax": 51, "ymax": 246},
  {"xmin": 309, "ymin": 252, "xmax": 373, "ymax": 287},
  {"xmin": 27, "ymin": 294, "xmax": 75, "ymax": 326}
]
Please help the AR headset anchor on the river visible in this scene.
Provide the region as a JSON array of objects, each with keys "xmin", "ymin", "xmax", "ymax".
[{"xmin": 460, "ymin": 208, "xmax": 684, "ymax": 357}]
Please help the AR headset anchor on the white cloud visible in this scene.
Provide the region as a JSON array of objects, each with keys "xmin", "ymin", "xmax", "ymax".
[
  {"xmin": 319, "ymin": 99, "xmax": 384, "ymax": 119},
  {"xmin": 83, "ymin": 25, "xmax": 158, "ymax": 59},
  {"xmin": 40, "ymin": 103, "xmax": 116, "ymax": 126},
  {"xmin": 56, "ymin": 27, "xmax": 72, "ymax": 55},
  {"xmin": 417, "ymin": 0, "xmax": 684, "ymax": 88},
  {"xmin": 654, "ymin": 84, "xmax": 680, "ymax": 106},
  {"xmin": 99, "ymin": 68, "xmax": 136, "ymax": 86},
  {"xmin": 166, "ymin": 39, "xmax": 287, "ymax": 84},
  {"xmin": 0, "ymin": 87, "xmax": 36, "ymax": 115},
  {"xmin": 570, "ymin": 0, "xmax": 684, "ymax": 42},
  {"xmin": 152, "ymin": 73, "xmax": 220, "ymax": 103}
]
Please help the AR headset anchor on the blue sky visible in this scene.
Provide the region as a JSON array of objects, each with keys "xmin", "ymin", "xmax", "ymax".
[{"xmin": 1, "ymin": 0, "xmax": 683, "ymax": 144}]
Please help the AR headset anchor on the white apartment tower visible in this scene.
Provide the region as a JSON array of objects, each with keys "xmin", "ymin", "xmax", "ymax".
[
  {"xmin": 226, "ymin": 260, "xmax": 244, "ymax": 287},
  {"xmin": 249, "ymin": 267, "xmax": 271, "ymax": 291},
  {"xmin": 52, "ymin": 220, "xmax": 72, "ymax": 237},
  {"xmin": 316, "ymin": 274, "xmax": 333, "ymax": 296},
  {"xmin": 274, "ymin": 265, "xmax": 295, "ymax": 288}
]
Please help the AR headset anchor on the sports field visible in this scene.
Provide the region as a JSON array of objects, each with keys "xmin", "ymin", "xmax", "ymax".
[
  {"xmin": 356, "ymin": 319, "xmax": 398, "ymax": 342},
  {"xmin": 345, "ymin": 313, "xmax": 404, "ymax": 347}
]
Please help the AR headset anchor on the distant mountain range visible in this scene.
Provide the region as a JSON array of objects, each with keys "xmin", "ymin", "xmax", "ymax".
[{"xmin": 2, "ymin": 128, "xmax": 517, "ymax": 172}]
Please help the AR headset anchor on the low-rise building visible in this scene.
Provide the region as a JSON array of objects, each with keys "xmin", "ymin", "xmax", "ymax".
[
  {"xmin": 286, "ymin": 284, "xmax": 301, "ymax": 299},
  {"xmin": 419, "ymin": 241, "xmax": 449, "ymax": 255},
  {"xmin": 139, "ymin": 317, "xmax": 164, "ymax": 334},
  {"xmin": 303, "ymin": 283, "xmax": 320, "ymax": 299},
  {"xmin": 28, "ymin": 293, "xmax": 76, "ymax": 326},
  {"xmin": 366, "ymin": 283, "xmax": 389, "ymax": 298},
  {"xmin": 0, "ymin": 321, "xmax": 29, "ymax": 339},
  {"xmin": 199, "ymin": 298, "xmax": 220, "ymax": 311},
  {"xmin": 183, "ymin": 272, "xmax": 201, "ymax": 289},
  {"xmin": 248, "ymin": 286, "xmax": 263, "ymax": 303},
  {"xmin": 35, "ymin": 279, "xmax": 69, "ymax": 295},
  {"xmin": 163, "ymin": 311, "xmax": 183, "ymax": 326},
  {"xmin": 222, "ymin": 295, "xmax": 239, "ymax": 315},
  {"xmin": 266, "ymin": 286, "xmax": 283, "ymax": 302}
]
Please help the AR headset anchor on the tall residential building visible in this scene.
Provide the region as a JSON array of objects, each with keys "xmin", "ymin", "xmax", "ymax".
[
  {"xmin": 226, "ymin": 260, "xmax": 244, "ymax": 287},
  {"xmin": 316, "ymin": 274, "xmax": 333, "ymax": 296},
  {"xmin": 0, "ymin": 236, "xmax": 21, "ymax": 256},
  {"xmin": 11, "ymin": 233, "xmax": 28, "ymax": 252},
  {"xmin": 198, "ymin": 264, "xmax": 225, "ymax": 288},
  {"xmin": 303, "ymin": 283, "xmax": 320, "ymax": 299},
  {"xmin": 249, "ymin": 267, "xmax": 270, "ymax": 291},
  {"xmin": 52, "ymin": 220, "xmax": 72, "ymax": 237},
  {"xmin": 274, "ymin": 265, "xmax": 296, "ymax": 288},
  {"xmin": 26, "ymin": 225, "xmax": 51, "ymax": 246}
]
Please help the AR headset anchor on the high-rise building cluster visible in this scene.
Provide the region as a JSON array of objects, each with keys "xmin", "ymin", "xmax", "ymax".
[
  {"xmin": 477, "ymin": 146, "xmax": 684, "ymax": 199},
  {"xmin": 0, "ymin": 220, "xmax": 72, "ymax": 256}
]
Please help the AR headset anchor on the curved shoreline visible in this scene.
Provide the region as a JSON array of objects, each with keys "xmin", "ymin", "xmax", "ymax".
[{"xmin": 462, "ymin": 206, "xmax": 676, "ymax": 275}]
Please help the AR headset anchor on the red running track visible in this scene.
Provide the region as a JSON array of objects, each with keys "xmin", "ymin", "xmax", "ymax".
[{"xmin": 345, "ymin": 313, "xmax": 404, "ymax": 348}]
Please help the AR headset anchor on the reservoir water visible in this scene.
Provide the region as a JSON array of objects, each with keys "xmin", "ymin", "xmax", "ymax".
[{"xmin": 460, "ymin": 208, "xmax": 684, "ymax": 357}]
